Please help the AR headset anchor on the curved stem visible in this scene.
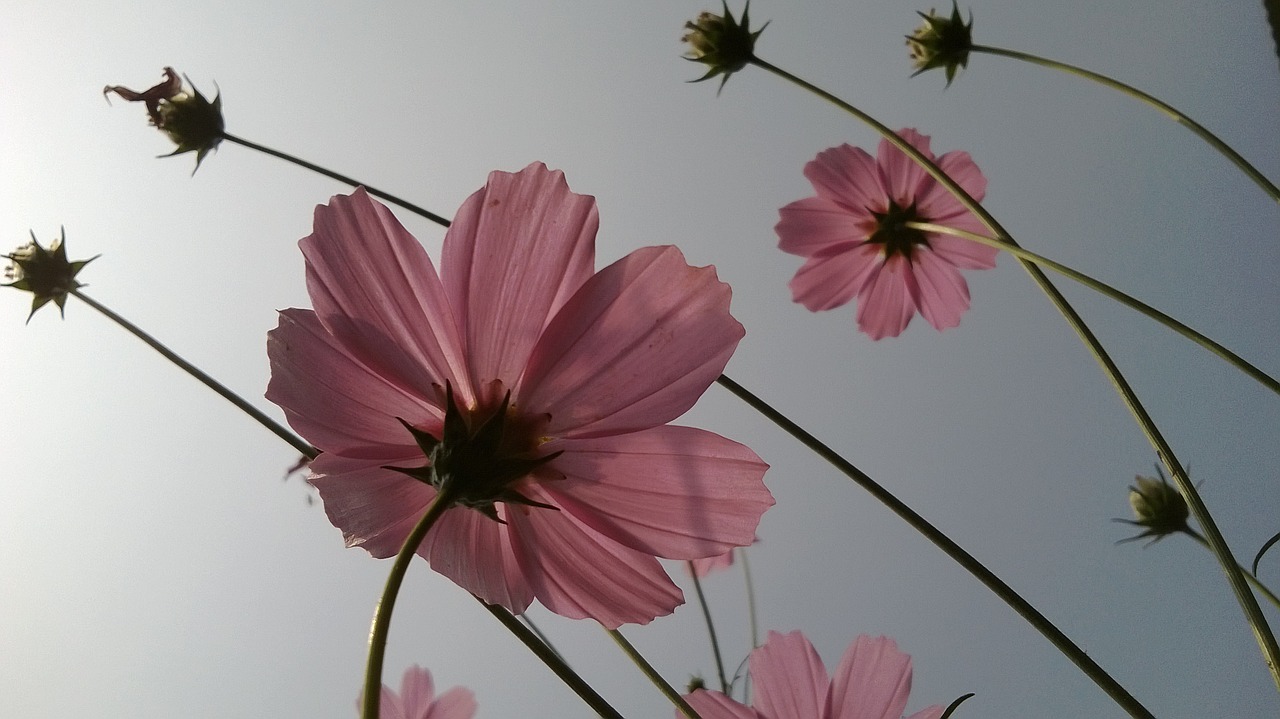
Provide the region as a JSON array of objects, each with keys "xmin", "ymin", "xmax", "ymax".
[
  {"xmin": 480, "ymin": 602, "xmax": 625, "ymax": 719},
  {"xmin": 361, "ymin": 487, "xmax": 457, "ymax": 719},
  {"xmin": 219, "ymin": 132, "xmax": 452, "ymax": 228},
  {"xmin": 970, "ymin": 45, "xmax": 1280, "ymax": 204},
  {"xmin": 715, "ymin": 374, "xmax": 1154, "ymax": 718},
  {"xmin": 70, "ymin": 289, "xmax": 317, "ymax": 459},
  {"xmin": 904, "ymin": 221, "xmax": 1280, "ymax": 397},
  {"xmin": 749, "ymin": 54, "xmax": 1280, "ymax": 694},
  {"xmin": 1185, "ymin": 530, "xmax": 1280, "ymax": 612},
  {"xmin": 687, "ymin": 562, "xmax": 729, "ymax": 692},
  {"xmin": 607, "ymin": 628, "xmax": 702, "ymax": 719}
]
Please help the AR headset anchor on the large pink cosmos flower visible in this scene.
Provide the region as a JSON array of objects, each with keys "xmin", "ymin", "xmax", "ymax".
[
  {"xmin": 359, "ymin": 665, "xmax": 476, "ymax": 719},
  {"xmin": 267, "ymin": 163, "xmax": 772, "ymax": 628},
  {"xmin": 776, "ymin": 129, "xmax": 995, "ymax": 340},
  {"xmin": 683, "ymin": 631, "xmax": 943, "ymax": 719}
]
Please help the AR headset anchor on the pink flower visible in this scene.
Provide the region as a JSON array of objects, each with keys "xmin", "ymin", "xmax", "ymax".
[
  {"xmin": 267, "ymin": 163, "xmax": 773, "ymax": 628},
  {"xmin": 686, "ymin": 536, "xmax": 757, "ymax": 578},
  {"xmin": 684, "ymin": 631, "xmax": 943, "ymax": 719},
  {"xmin": 360, "ymin": 665, "xmax": 476, "ymax": 719},
  {"xmin": 776, "ymin": 129, "xmax": 995, "ymax": 339}
]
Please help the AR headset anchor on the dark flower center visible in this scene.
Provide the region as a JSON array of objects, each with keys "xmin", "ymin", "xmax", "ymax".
[
  {"xmin": 869, "ymin": 200, "xmax": 929, "ymax": 261},
  {"xmin": 385, "ymin": 383, "xmax": 561, "ymax": 523}
]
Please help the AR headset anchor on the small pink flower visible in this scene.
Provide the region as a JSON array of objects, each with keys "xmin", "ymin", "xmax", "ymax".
[
  {"xmin": 359, "ymin": 665, "xmax": 476, "ymax": 719},
  {"xmin": 267, "ymin": 163, "xmax": 773, "ymax": 628},
  {"xmin": 776, "ymin": 129, "xmax": 994, "ymax": 339},
  {"xmin": 683, "ymin": 631, "xmax": 943, "ymax": 719}
]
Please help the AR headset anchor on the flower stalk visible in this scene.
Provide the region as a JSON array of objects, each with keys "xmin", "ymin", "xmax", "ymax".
[
  {"xmin": 746, "ymin": 52, "xmax": 1280, "ymax": 696},
  {"xmin": 904, "ymin": 221, "xmax": 1280, "ymax": 398},
  {"xmin": 968, "ymin": 44, "xmax": 1280, "ymax": 204},
  {"xmin": 607, "ymin": 628, "xmax": 702, "ymax": 719},
  {"xmin": 687, "ymin": 562, "xmax": 730, "ymax": 692}
]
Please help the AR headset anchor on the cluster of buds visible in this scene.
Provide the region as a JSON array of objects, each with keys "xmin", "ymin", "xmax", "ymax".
[
  {"xmin": 104, "ymin": 67, "xmax": 225, "ymax": 172},
  {"xmin": 3, "ymin": 230, "xmax": 97, "ymax": 322},
  {"xmin": 682, "ymin": 1, "xmax": 768, "ymax": 93},
  {"xmin": 906, "ymin": 2, "xmax": 974, "ymax": 86}
]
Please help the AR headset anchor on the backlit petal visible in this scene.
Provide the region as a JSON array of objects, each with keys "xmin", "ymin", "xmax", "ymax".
[
  {"xmin": 752, "ymin": 631, "xmax": 830, "ymax": 719},
  {"xmin": 790, "ymin": 243, "xmax": 883, "ymax": 312},
  {"xmin": 877, "ymin": 129, "xmax": 934, "ymax": 206},
  {"xmin": 442, "ymin": 163, "xmax": 597, "ymax": 405},
  {"xmin": 776, "ymin": 196, "xmax": 874, "ymax": 257},
  {"xmin": 540, "ymin": 426, "xmax": 771, "ymax": 559},
  {"xmin": 905, "ymin": 251, "xmax": 971, "ymax": 332},
  {"xmin": 825, "ymin": 635, "xmax": 913, "ymax": 719},
  {"xmin": 308, "ymin": 453, "xmax": 435, "ymax": 558},
  {"xmin": 520, "ymin": 245, "xmax": 742, "ymax": 438},
  {"xmin": 683, "ymin": 691, "xmax": 765, "ymax": 719},
  {"xmin": 420, "ymin": 505, "xmax": 533, "ymax": 613},
  {"xmin": 856, "ymin": 257, "xmax": 917, "ymax": 340},
  {"xmin": 803, "ymin": 144, "xmax": 886, "ymax": 214}
]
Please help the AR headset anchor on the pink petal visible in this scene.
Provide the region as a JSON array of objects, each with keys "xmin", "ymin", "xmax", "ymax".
[
  {"xmin": 776, "ymin": 196, "xmax": 875, "ymax": 258},
  {"xmin": 419, "ymin": 504, "xmax": 533, "ymax": 613},
  {"xmin": 302, "ymin": 188, "xmax": 473, "ymax": 407},
  {"xmin": 877, "ymin": 129, "xmax": 934, "ymax": 206},
  {"xmin": 397, "ymin": 666, "xmax": 436, "ymax": 719},
  {"xmin": 904, "ymin": 251, "xmax": 971, "ymax": 332},
  {"xmin": 266, "ymin": 309, "xmax": 440, "ymax": 454},
  {"xmin": 916, "ymin": 149, "xmax": 987, "ymax": 221},
  {"xmin": 825, "ymin": 635, "xmax": 914, "ymax": 719},
  {"xmin": 308, "ymin": 453, "xmax": 436, "ymax": 558},
  {"xmin": 789, "ymin": 243, "xmax": 884, "ymax": 312},
  {"xmin": 855, "ymin": 257, "xmax": 917, "ymax": 340},
  {"xmin": 904, "ymin": 706, "xmax": 945, "ymax": 719},
  {"xmin": 506, "ymin": 487, "xmax": 684, "ymax": 628},
  {"xmin": 377, "ymin": 686, "xmax": 408, "ymax": 719},
  {"xmin": 803, "ymin": 145, "xmax": 888, "ymax": 214},
  {"xmin": 751, "ymin": 631, "xmax": 830, "ymax": 719},
  {"xmin": 687, "ymin": 547, "xmax": 736, "ymax": 578},
  {"xmin": 519, "ymin": 245, "xmax": 742, "ymax": 439},
  {"xmin": 538, "ymin": 426, "xmax": 771, "ymax": 559},
  {"xmin": 683, "ymin": 690, "xmax": 765, "ymax": 719},
  {"xmin": 425, "ymin": 687, "xmax": 478, "ymax": 719},
  {"xmin": 441, "ymin": 163, "xmax": 597, "ymax": 406},
  {"xmin": 924, "ymin": 232, "xmax": 998, "ymax": 270}
]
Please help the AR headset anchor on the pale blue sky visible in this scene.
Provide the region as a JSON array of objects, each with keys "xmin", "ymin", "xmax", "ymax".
[{"xmin": 2, "ymin": 1, "xmax": 1278, "ymax": 717}]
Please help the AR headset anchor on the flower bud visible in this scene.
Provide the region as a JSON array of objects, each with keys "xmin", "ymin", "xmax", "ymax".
[
  {"xmin": 906, "ymin": 2, "xmax": 973, "ymax": 87},
  {"xmin": 682, "ymin": 1, "xmax": 768, "ymax": 93},
  {"xmin": 1116, "ymin": 468, "xmax": 1191, "ymax": 545},
  {"xmin": 4, "ymin": 230, "xmax": 98, "ymax": 322},
  {"xmin": 104, "ymin": 67, "xmax": 225, "ymax": 172}
]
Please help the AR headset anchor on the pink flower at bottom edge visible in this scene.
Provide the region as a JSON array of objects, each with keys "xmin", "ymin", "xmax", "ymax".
[
  {"xmin": 266, "ymin": 163, "xmax": 773, "ymax": 628},
  {"xmin": 359, "ymin": 665, "xmax": 477, "ymax": 719},
  {"xmin": 776, "ymin": 129, "xmax": 996, "ymax": 340},
  {"xmin": 683, "ymin": 631, "xmax": 944, "ymax": 719}
]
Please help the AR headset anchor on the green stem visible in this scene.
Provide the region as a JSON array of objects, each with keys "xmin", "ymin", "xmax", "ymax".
[
  {"xmin": 904, "ymin": 221, "xmax": 1280, "ymax": 397},
  {"xmin": 607, "ymin": 628, "xmax": 702, "ymax": 719},
  {"xmin": 479, "ymin": 603, "xmax": 625, "ymax": 719},
  {"xmin": 362, "ymin": 487, "xmax": 457, "ymax": 719},
  {"xmin": 517, "ymin": 614, "xmax": 567, "ymax": 663},
  {"xmin": 739, "ymin": 548, "xmax": 758, "ymax": 703},
  {"xmin": 687, "ymin": 562, "xmax": 729, "ymax": 692},
  {"xmin": 715, "ymin": 374, "xmax": 1154, "ymax": 718},
  {"xmin": 1185, "ymin": 530, "xmax": 1280, "ymax": 612},
  {"xmin": 219, "ymin": 132, "xmax": 453, "ymax": 228},
  {"xmin": 970, "ymin": 45, "xmax": 1280, "ymax": 204},
  {"xmin": 750, "ymin": 54, "xmax": 1280, "ymax": 695},
  {"xmin": 70, "ymin": 289, "xmax": 317, "ymax": 459}
]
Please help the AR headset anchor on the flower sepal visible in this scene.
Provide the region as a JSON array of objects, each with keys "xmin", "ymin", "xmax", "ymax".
[
  {"xmin": 907, "ymin": 2, "xmax": 974, "ymax": 86},
  {"xmin": 682, "ymin": 1, "xmax": 768, "ymax": 93},
  {"xmin": 4, "ymin": 230, "xmax": 98, "ymax": 323},
  {"xmin": 1115, "ymin": 467, "xmax": 1193, "ymax": 546}
]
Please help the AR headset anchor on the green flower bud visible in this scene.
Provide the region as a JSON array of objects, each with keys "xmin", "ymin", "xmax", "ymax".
[
  {"xmin": 682, "ymin": 1, "xmax": 768, "ymax": 94},
  {"xmin": 104, "ymin": 67, "xmax": 225, "ymax": 172},
  {"xmin": 4, "ymin": 230, "xmax": 98, "ymax": 323},
  {"xmin": 906, "ymin": 2, "xmax": 973, "ymax": 87},
  {"xmin": 1116, "ymin": 468, "xmax": 1192, "ymax": 545}
]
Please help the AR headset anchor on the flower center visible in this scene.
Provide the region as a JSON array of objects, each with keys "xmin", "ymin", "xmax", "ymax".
[
  {"xmin": 869, "ymin": 200, "xmax": 930, "ymax": 261},
  {"xmin": 385, "ymin": 382, "xmax": 561, "ymax": 523}
]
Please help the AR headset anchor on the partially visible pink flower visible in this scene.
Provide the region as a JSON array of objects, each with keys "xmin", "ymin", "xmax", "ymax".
[
  {"xmin": 776, "ymin": 129, "xmax": 994, "ymax": 339},
  {"xmin": 683, "ymin": 631, "xmax": 943, "ymax": 719},
  {"xmin": 267, "ymin": 163, "xmax": 773, "ymax": 628},
  {"xmin": 359, "ymin": 665, "xmax": 476, "ymax": 719},
  {"xmin": 686, "ymin": 536, "xmax": 757, "ymax": 578}
]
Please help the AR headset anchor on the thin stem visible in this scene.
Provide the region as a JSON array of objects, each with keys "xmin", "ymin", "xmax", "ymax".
[
  {"xmin": 362, "ymin": 488, "xmax": 457, "ymax": 719},
  {"xmin": 219, "ymin": 132, "xmax": 452, "ymax": 228},
  {"xmin": 480, "ymin": 603, "xmax": 625, "ymax": 719},
  {"xmin": 715, "ymin": 374, "xmax": 1155, "ymax": 719},
  {"xmin": 1185, "ymin": 531, "xmax": 1280, "ymax": 612},
  {"xmin": 970, "ymin": 45, "xmax": 1280, "ymax": 204},
  {"xmin": 607, "ymin": 628, "xmax": 702, "ymax": 719},
  {"xmin": 739, "ymin": 548, "xmax": 758, "ymax": 703},
  {"xmin": 904, "ymin": 221, "xmax": 1280, "ymax": 397},
  {"xmin": 750, "ymin": 54, "xmax": 1280, "ymax": 694},
  {"xmin": 518, "ymin": 614, "xmax": 566, "ymax": 663},
  {"xmin": 70, "ymin": 289, "xmax": 317, "ymax": 459},
  {"xmin": 687, "ymin": 562, "xmax": 729, "ymax": 692}
]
